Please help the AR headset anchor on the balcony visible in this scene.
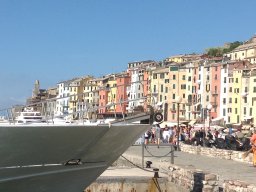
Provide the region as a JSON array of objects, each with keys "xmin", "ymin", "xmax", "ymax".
[{"xmin": 211, "ymin": 91, "xmax": 218, "ymax": 96}]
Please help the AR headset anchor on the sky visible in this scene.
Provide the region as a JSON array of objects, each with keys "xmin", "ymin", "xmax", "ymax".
[{"xmin": 0, "ymin": 0, "xmax": 256, "ymax": 110}]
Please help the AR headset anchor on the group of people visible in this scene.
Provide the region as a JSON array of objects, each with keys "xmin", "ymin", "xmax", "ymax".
[{"xmin": 143, "ymin": 124, "xmax": 256, "ymax": 167}]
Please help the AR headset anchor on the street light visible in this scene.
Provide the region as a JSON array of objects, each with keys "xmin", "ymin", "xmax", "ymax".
[
  {"xmin": 207, "ymin": 103, "xmax": 212, "ymax": 130},
  {"xmin": 176, "ymin": 96, "xmax": 182, "ymax": 150}
]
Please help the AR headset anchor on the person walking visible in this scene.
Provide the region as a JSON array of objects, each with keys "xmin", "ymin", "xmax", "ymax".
[
  {"xmin": 250, "ymin": 129, "xmax": 256, "ymax": 167},
  {"xmin": 155, "ymin": 124, "xmax": 161, "ymax": 148}
]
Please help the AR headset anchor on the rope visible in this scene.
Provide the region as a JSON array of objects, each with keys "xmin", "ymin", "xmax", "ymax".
[
  {"xmin": 121, "ymin": 155, "xmax": 154, "ymax": 172},
  {"xmin": 152, "ymin": 177, "xmax": 162, "ymax": 192},
  {"xmin": 144, "ymin": 146, "xmax": 174, "ymax": 158}
]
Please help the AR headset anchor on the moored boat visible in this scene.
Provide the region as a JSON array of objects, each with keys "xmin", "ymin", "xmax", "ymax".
[{"xmin": 0, "ymin": 122, "xmax": 150, "ymax": 191}]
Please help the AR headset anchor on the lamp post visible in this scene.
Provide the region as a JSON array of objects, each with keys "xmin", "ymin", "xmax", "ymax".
[
  {"xmin": 176, "ymin": 96, "xmax": 182, "ymax": 150},
  {"xmin": 207, "ymin": 103, "xmax": 212, "ymax": 130}
]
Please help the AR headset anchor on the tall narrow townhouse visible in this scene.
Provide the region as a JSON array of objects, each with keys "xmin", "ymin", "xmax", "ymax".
[
  {"xmin": 115, "ymin": 72, "xmax": 130, "ymax": 115},
  {"xmin": 167, "ymin": 64, "xmax": 187, "ymax": 122},
  {"xmin": 55, "ymin": 78, "xmax": 79, "ymax": 116},
  {"xmin": 190, "ymin": 62, "xmax": 201, "ymax": 122},
  {"xmin": 106, "ymin": 75, "xmax": 117, "ymax": 115},
  {"xmin": 98, "ymin": 76, "xmax": 109, "ymax": 115},
  {"xmin": 183, "ymin": 62, "xmax": 194, "ymax": 122},
  {"xmin": 209, "ymin": 62, "xmax": 222, "ymax": 120},
  {"xmin": 241, "ymin": 64, "xmax": 253, "ymax": 124},
  {"xmin": 84, "ymin": 77, "xmax": 101, "ymax": 115},
  {"xmin": 151, "ymin": 67, "xmax": 169, "ymax": 120},
  {"xmin": 126, "ymin": 61, "xmax": 156, "ymax": 113},
  {"xmin": 231, "ymin": 66, "xmax": 243, "ymax": 124},
  {"xmin": 68, "ymin": 77, "xmax": 85, "ymax": 119},
  {"xmin": 85, "ymin": 77, "xmax": 100, "ymax": 107},
  {"xmin": 197, "ymin": 63, "xmax": 206, "ymax": 122},
  {"xmin": 249, "ymin": 67, "xmax": 256, "ymax": 125},
  {"xmin": 220, "ymin": 62, "xmax": 229, "ymax": 124},
  {"xmin": 227, "ymin": 61, "xmax": 248, "ymax": 124}
]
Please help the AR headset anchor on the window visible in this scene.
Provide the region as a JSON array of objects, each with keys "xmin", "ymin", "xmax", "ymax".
[
  {"xmin": 173, "ymin": 84, "xmax": 176, "ymax": 89},
  {"xmin": 172, "ymin": 94, "xmax": 175, "ymax": 99},
  {"xmin": 224, "ymin": 77, "xmax": 226, "ymax": 83},
  {"xmin": 224, "ymin": 88, "xmax": 226, "ymax": 93},
  {"xmin": 153, "ymin": 74, "xmax": 157, "ymax": 79},
  {"xmin": 165, "ymin": 87, "xmax": 168, "ymax": 93},
  {"xmin": 161, "ymin": 85, "xmax": 163, "ymax": 92},
  {"xmin": 182, "ymin": 75, "xmax": 185, "ymax": 80},
  {"xmin": 235, "ymin": 98, "xmax": 237, "ymax": 103},
  {"xmin": 229, "ymin": 98, "xmax": 232, "ymax": 103},
  {"xmin": 160, "ymin": 73, "xmax": 164, "ymax": 79},
  {"xmin": 165, "ymin": 79, "xmax": 169, "ymax": 83},
  {"xmin": 215, "ymin": 74, "xmax": 217, "ymax": 80},
  {"xmin": 173, "ymin": 75, "xmax": 176, "ymax": 80},
  {"xmin": 223, "ymin": 109, "xmax": 226, "ymax": 116},
  {"xmin": 223, "ymin": 98, "xmax": 226, "ymax": 104},
  {"xmin": 181, "ymin": 84, "xmax": 186, "ymax": 89}
]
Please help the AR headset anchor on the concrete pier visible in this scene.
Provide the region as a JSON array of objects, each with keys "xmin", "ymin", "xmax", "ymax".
[{"xmin": 85, "ymin": 144, "xmax": 256, "ymax": 192}]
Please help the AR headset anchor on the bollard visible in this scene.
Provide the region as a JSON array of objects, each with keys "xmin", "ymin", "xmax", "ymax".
[
  {"xmin": 153, "ymin": 168, "xmax": 159, "ymax": 178},
  {"xmin": 146, "ymin": 161, "xmax": 152, "ymax": 168}
]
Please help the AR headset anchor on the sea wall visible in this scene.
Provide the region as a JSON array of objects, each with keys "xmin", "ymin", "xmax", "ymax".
[{"xmin": 180, "ymin": 143, "xmax": 253, "ymax": 164}]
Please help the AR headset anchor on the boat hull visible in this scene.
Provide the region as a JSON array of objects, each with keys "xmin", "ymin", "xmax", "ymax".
[{"xmin": 0, "ymin": 124, "xmax": 149, "ymax": 192}]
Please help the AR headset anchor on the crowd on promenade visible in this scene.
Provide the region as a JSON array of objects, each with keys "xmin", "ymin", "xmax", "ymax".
[{"xmin": 143, "ymin": 124, "xmax": 256, "ymax": 166}]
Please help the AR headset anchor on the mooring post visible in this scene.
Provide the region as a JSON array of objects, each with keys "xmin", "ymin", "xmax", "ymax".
[
  {"xmin": 142, "ymin": 138, "xmax": 145, "ymax": 168},
  {"xmin": 171, "ymin": 144, "xmax": 174, "ymax": 164}
]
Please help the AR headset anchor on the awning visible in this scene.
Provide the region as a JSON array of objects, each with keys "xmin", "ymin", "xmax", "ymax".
[
  {"xmin": 188, "ymin": 120, "xmax": 196, "ymax": 125},
  {"xmin": 244, "ymin": 116, "xmax": 253, "ymax": 120},
  {"xmin": 157, "ymin": 102, "xmax": 163, "ymax": 106},
  {"xmin": 160, "ymin": 121, "xmax": 177, "ymax": 128},
  {"xmin": 211, "ymin": 117, "xmax": 224, "ymax": 122}
]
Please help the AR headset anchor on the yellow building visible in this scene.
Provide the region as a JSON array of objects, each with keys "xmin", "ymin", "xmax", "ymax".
[
  {"xmin": 106, "ymin": 75, "xmax": 117, "ymax": 113},
  {"xmin": 165, "ymin": 54, "xmax": 202, "ymax": 64},
  {"xmin": 68, "ymin": 77, "xmax": 86, "ymax": 119},
  {"xmin": 247, "ymin": 68, "xmax": 256, "ymax": 124},
  {"xmin": 165, "ymin": 55, "xmax": 184, "ymax": 63},
  {"xmin": 229, "ymin": 69, "xmax": 241, "ymax": 124},
  {"xmin": 151, "ymin": 67, "xmax": 169, "ymax": 120}
]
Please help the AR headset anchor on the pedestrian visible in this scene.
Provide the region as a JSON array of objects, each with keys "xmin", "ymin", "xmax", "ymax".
[
  {"xmin": 144, "ymin": 130, "xmax": 151, "ymax": 145},
  {"xmin": 155, "ymin": 124, "xmax": 161, "ymax": 148},
  {"xmin": 250, "ymin": 129, "xmax": 256, "ymax": 167}
]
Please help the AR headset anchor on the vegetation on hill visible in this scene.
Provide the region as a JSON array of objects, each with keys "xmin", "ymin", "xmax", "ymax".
[{"xmin": 206, "ymin": 41, "xmax": 243, "ymax": 57}]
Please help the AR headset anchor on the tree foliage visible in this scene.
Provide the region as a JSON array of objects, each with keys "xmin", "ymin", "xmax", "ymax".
[{"xmin": 205, "ymin": 41, "xmax": 242, "ymax": 57}]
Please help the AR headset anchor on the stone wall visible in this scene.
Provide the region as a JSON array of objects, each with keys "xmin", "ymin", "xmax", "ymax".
[
  {"xmin": 180, "ymin": 143, "xmax": 253, "ymax": 164},
  {"xmin": 223, "ymin": 180, "xmax": 256, "ymax": 192},
  {"xmin": 168, "ymin": 165, "xmax": 219, "ymax": 192}
]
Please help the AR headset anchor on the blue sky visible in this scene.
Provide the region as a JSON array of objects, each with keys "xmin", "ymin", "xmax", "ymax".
[{"xmin": 0, "ymin": 0, "xmax": 256, "ymax": 109}]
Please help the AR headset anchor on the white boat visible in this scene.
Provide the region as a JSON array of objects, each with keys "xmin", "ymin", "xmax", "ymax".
[
  {"xmin": 15, "ymin": 110, "xmax": 45, "ymax": 124},
  {"xmin": 0, "ymin": 120, "xmax": 150, "ymax": 191}
]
